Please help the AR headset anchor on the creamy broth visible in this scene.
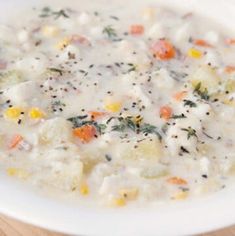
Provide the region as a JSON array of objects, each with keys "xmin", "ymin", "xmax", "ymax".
[{"xmin": 0, "ymin": 0, "xmax": 235, "ymax": 207}]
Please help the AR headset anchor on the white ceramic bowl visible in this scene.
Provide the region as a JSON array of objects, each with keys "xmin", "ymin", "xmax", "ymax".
[{"xmin": 0, "ymin": 0, "xmax": 235, "ymax": 235}]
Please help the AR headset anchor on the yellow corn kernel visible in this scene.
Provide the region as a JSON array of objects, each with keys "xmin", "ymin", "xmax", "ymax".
[
  {"xmin": 188, "ymin": 48, "xmax": 202, "ymax": 59},
  {"xmin": 4, "ymin": 107, "xmax": 22, "ymax": 119},
  {"xmin": 119, "ymin": 188, "xmax": 139, "ymax": 201},
  {"xmin": 105, "ymin": 102, "xmax": 122, "ymax": 113},
  {"xmin": 7, "ymin": 168, "xmax": 29, "ymax": 179},
  {"xmin": 172, "ymin": 191, "xmax": 188, "ymax": 200},
  {"xmin": 28, "ymin": 107, "xmax": 44, "ymax": 119},
  {"xmin": 56, "ymin": 38, "xmax": 70, "ymax": 50},
  {"xmin": 79, "ymin": 182, "xmax": 89, "ymax": 195},
  {"xmin": 42, "ymin": 25, "xmax": 59, "ymax": 37},
  {"xmin": 112, "ymin": 197, "xmax": 126, "ymax": 207}
]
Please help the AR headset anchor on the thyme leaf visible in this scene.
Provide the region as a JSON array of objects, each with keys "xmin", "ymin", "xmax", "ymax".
[
  {"xmin": 194, "ymin": 82, "xmax": 210, "ymax": 101},
  {"xmin": 39, "ymin": 7, "xmax": 69, "ymax": 19},
  {"xmin": 181, "ymin": 127, "xmax": 197, "ymax": 139},
  {"xmin": 183, "ymin": 99, "xmax": 197, "ymax": 107},
  {"xmin": 171, "ymin": 114, "xmax": 187, "ymax": 119},
  {"xmin": 48, "ymin": 68, "xmax": 64, "ymax": 76},
  {"xmin": 103, "ymin": 25, "xmax": 117, "ymax": 38},
  {"xmin": 111, "ymin": 117, "xmax": 162, "ymax": 141},
  {"xmin": 67, "ymin": 115, "xmax": 106, "ymax": 135},
  {"xmin": 127, "ymin": 63, "xmax": 137, "ymax": 73},
  {"xmin": 139, "ymin": 123, "xmax": 162, "ymax": 141}
]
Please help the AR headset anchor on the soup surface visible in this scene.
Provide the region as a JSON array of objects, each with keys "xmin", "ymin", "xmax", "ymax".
[{"xmin": 1, "ymin": 0, "xmax": 235, "ymax": 207}]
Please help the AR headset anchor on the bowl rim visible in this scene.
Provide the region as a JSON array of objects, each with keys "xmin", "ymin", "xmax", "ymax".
[{"xmin": 0, "ymin": 0, "xmax": 235, "ymax": 235}]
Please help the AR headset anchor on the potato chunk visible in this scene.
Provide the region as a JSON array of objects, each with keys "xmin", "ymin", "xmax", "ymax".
[
  {"xmin": 190, "ymin": 65, "xmax": 220, "ymax": 93},
  {"xmin": 38, "ymin": 117, "xmax": 73, "ymax": 145},
  {"xmin": 123, "ymin": 136, "xmax": 163, "ymax": 161}
]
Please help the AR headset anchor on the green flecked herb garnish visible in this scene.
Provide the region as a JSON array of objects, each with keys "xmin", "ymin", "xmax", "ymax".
[
  {"xmin": 194, "ymin": 82, "xmax": 210, "ymax": 101},
  {"xmin": 183, "ymin": 99, "xmax": 197, "ymax": 107},
  {"xmin": 127, "ymin": 63, "xmax": 137, "ymax": 73},
  {"xmin": 103, "ymin": 25, "xmax": 117, "ymax": 38},
  {"xmin": 139, "ymin": 123, "xmax": 162, "ymax": 141},
  {"xmin": 39, "ymin": 7, "xmax": 69, "ymax": 19},
  {"xmin": 110, "ymin": 116, "xmax": 162, "ymax": 141},
  {"xmin": 48, "ymin": 68, "xmax": 64, "ymax": 76},
  {"xmin": 181, "ymin": 127, "xmax": 197, "ymax": 139},
  {"xmin": 68, "ymin": 115, "xmax": 162, "ymax": 140},
  {"xmin": 171, "ymin": 114, "xmax": 187, "ymax": 119},
  {"xmin": 67, "ymin": 115, "xmax": 106, "ymax": 135}
]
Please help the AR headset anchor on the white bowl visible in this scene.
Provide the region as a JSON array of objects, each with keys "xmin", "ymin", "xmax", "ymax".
[{"xmin": 0, "ymin": 0, "xmax": 235, "ymax": 235}]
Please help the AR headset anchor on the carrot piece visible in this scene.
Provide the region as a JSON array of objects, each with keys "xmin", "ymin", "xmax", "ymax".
[
  {"xmin": 9, "ymin": 135, "xmax": 23, "ymax": 149},
  {"xmin": 70, "ymin": 35, "xmax": 90, "ymax": 46},
  {"xmin": 130, "ymin": 25, "xmax": 145, "ymax": 35},
  {"xmin": 225, "ymin": 66, "xmax": 235, "ymax": 74},
  {"xmin": 160, "ymin": 106, "xmax": 172, "ymax": 120},
  {"xmin": 193, "ymin": 39, "xmax": 212, "ymax": 47},
  {"xmin": 73, "ymin": 125, "xmax": 97, "ymax": 143},
  {"xmin": 89, "ymin": 111, "xmax": 106, "ymax": 121},
  {"xmin": 151, "ymin": 39, "xmax": 175, "ymax": 60},
  {"xmin": 225, "ymin": 38, "xmax": 235, "ymax": 45},
  {"xmin": 167, "ymin": 177, "xmax": 188, "ymax": 185},
  {"xmin": 173, "ymin": 91, "xmax": 187, "ymax": 101}
]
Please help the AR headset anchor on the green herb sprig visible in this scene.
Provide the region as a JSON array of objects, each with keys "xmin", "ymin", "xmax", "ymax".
[
  {"xmin": 183, "ymin": 99, "xmax": 197, "ymax": 107},
  {"xmin": 67, "ymin": 115, "xmax": 107, "ymax": 135},
  {"xmin": 181, "ymin": 127, "xmax": 197, "ymax": 139},
  {"xmin": 103, "ymin": 25, "xmax": 117, "ymax": 38},
  {"xmin": 194, "ymin": 82, "xmax": 210, "ymax": 101},
  {"xmin": 40, "ymin": 7, "xmax": 69, "ymax": 19}
]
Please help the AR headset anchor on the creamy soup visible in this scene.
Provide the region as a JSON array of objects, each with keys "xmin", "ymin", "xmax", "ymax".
[{"xmin": 1, "ymin": 0, "xmax": 235, "ymax": 207}]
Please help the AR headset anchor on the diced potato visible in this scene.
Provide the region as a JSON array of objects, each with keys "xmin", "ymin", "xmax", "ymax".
[
  {"xmin": 227, "ymin": 162, "xmax": 235, "ymax": 175},
  {"xmin": 38, "ymin": 117, "xmax": 73, "ymax": 144},
  {"xmin": 142, "ymin": 7, "xmax": 156, "ymax": 21},
  {"xmin": 42, "ymin": 25, "xmax": 59, "ymax": 37},
  {"xmin": 140, "ymin": 164, "xmax": 168, "ymax": 179},
  {"xmin": 190, "ymin": 65, "xmax": 220, "ymax": 93},
  {"xmin": 172, "ymin": 191, "xmax": 188, "ymax": 200},
  {"xmin": 0, "ymin": 70, "xmax": 24, "ymax": 88},
  {"xmin": 47, "ymin": 160, "xmax": 83, "ymax": 191},
  {"xmin": 225, "ymin": 79, "xmax": 235, "ymax": 93},
  {"xmin": 3, "ymin": 81, "xmax": 38, "ymax": 106},
  {"xmin": 194, "ymin": 179, "xmax": 220, "ymax": 195},
  {"xmin": 124, "ymin": 137, "xmax": 163, "ymax": 161},
  {"xmin": 119, "ymin": 187, "xmax": 138, "ymax": 201},
  {"xmin": 197, "ymin": 143, "xmax": 212, "ymax": 155}
]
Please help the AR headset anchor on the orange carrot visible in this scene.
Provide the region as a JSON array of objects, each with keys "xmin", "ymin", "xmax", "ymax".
[
  {"xmin": 225, "ymin": 66, "xmax": 235, "ymax": 74},
  {"xmin": 73, "ymin": 125, "xmax": 97, "ymax": 143},
  {"xmin": 71, "ymin": 35, "xmax": 90, "ymax": 46},
  {"xmin": 193, "ymin": 39, "xmax": 212, "ymax": 47},
  {"xmin": 130, "ymin": 25, "xmax": 145, "ymax": 35},
  {"xmin": 89, "ymin": 111, "xmax": 106, "ymax": 121},
  {"xmin": 151, "ymin": 39, "xmax": 175, "ymax": 60},
  {"xmin": 160, "ymin": 106, "xmax": 172, "ymax": 120},
  {"xmin": 225, "ymin": 38, "xmax": 235, "ymax": 45},
  {"xmin": 167, "ymin": 177, "xmax": 188, "ymax": 185},
  {"xmin": 173, "ymin": 91, "xmax": 187, "ymax": 101},
  {"xmin": 9, "ymin": 134, "xmax": 23, "ymax": 149}
]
